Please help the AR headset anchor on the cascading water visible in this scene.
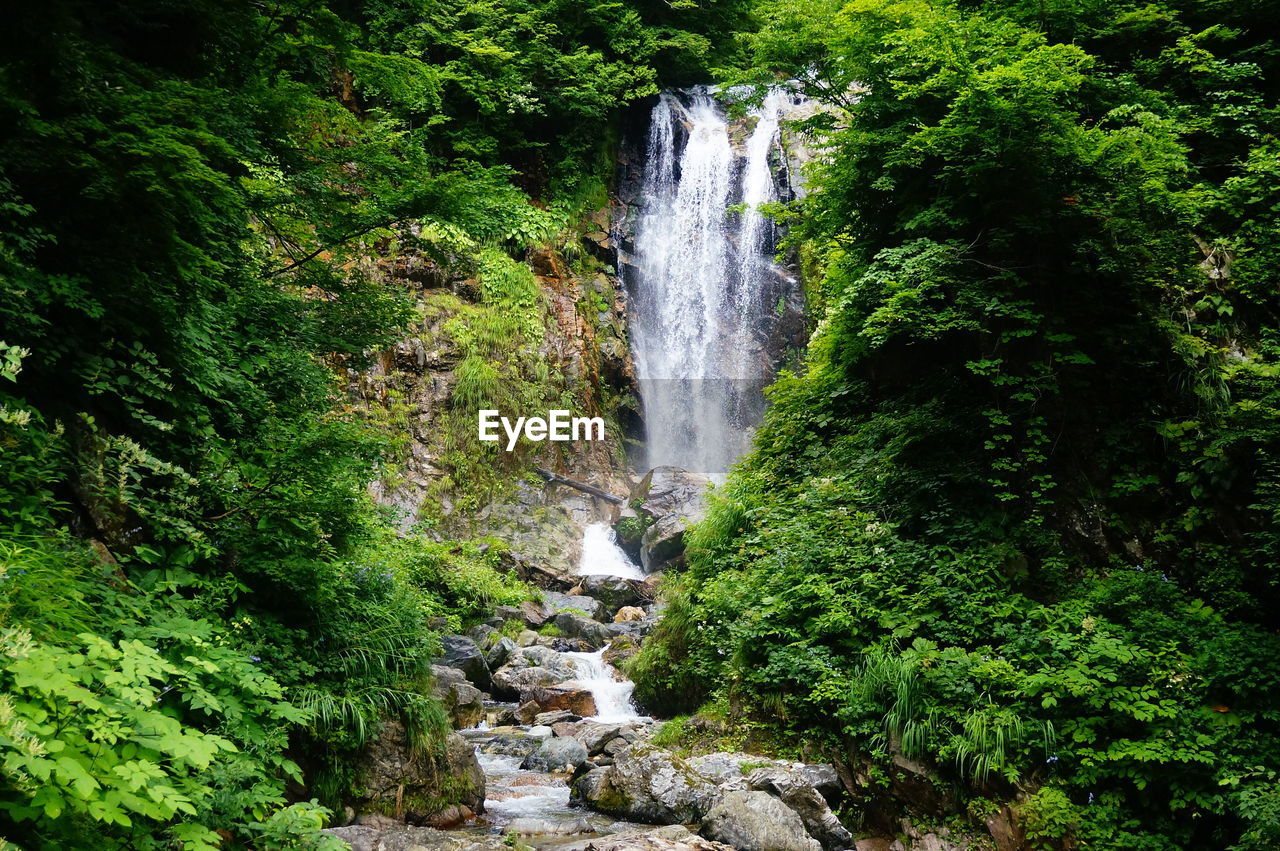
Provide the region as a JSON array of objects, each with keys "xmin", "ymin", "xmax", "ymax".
[
  {"xmin": 627, "ymin": 87, "xmax": 799, "ymax": 476},
  {"xmin": 565, "ymin": 649, "xmax": 643, "ymax": 724},
  {"xmin": 577, "ymin": 523, "xmax": 645, "ymax": 580}
]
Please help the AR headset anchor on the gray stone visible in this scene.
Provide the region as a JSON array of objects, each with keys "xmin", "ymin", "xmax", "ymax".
[
  {"xmin": 701, "ymin": 790, "xmax": 822, "ymax": 851},
  {"xmin": 479, "ymin": 731, "xmax": 541, "ymax": 759},
  {"xmin": 542, "ymin": 590, "xmax": 607, "ymax": 621},
  {"xmin": 438, "ymin": 635, "xmax": 491, "ymax": 691},
  {"xmin": 576, "ymin": 575, "xmax": 641, "ymax": 613},
  {"xmin": 323, "ymin": 824, "xmax": 508, "ymax": 851},
  {"xmin": 484, "ymin": 636, "xmax": 516, "ymax": 670},
  {"xmin": 491, "ymin": 645, "xmax": 579, "ymax": 699},
  {"xmin": 533, "ymin": 709, "xmax": 579, "ymax": 727},
  {"xmin": 746, "ymin": 765, "xmax": 853, "ymax": 850},
  {"xmin": 572, "ymin": 721, "xmax": 625, "ymax": 755},
  {"xmin": 553, "ymin": 611, "xmax": 613, "ymax": 647},
  {"xmin": 571, "ymin": 743, "xmax": 716, "ymax": 824},
  {"xmin": 351, "ymin": 724, "xmax": 484, "ymax": 824},
  {"xmin": 521, "ymin": 736, "xmax": 590, "ymax": 772},
  {"xmin": 556, "ymin": 825, "xmax": 735, "ymax": 851},
  {"xmin": 429, "ymin": 666, "xmax": 484, "ymax": 729},
  {"xmin": 631, "ymin": 467, "xmax": 710, "ymax": 572}
]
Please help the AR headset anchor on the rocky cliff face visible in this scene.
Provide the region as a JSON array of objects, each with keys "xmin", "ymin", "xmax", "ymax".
[{"xmin": 342, "ymin": 213, "xmax": 638, "ymax": 579}]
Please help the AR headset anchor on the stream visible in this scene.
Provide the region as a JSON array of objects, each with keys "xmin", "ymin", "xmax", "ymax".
[{"xmin": 459, "ymin": 525, "xmax": 653, "ymax": 847}]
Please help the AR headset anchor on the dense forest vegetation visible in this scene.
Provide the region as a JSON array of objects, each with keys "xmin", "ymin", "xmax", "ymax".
[
  {"xmin": 0, "ymin": 0, "xmax": 742, "ymax": 847},
  {"xmin": 3, "ymin": 0, "xmax": 1279, "ymax": 849},
  {"xmin": 633, "ymin": 0, "xmax": 1280, "ymax": 848}
]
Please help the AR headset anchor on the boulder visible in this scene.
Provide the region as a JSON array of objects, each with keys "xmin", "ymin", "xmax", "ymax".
[
  {"xmin": 614, "ymin": 605, "xmax": 646, "ymax": 622},
  {"xmin": 576, "ymin": 575, "xmax": 641, "ymax": 613},
  {"xmin": 429, "ymin": 666, "xmax": 484, "ymax": 729},
  {"xmin": 557, "ymin": 825, "xmax": 735, "ymax": 851},
  {"xmin": 572, "ymin": 721, "xmax": 625, "ymax": 755},
  {"xmin": 542, "ymin": 591, "xmax": 607, "ymax": 621},
  {"xmin": 551, "ymin": 720, "xmax": 581, "ymax": 738},
  {"xmin": 323, "ymin": 824, "xmax": 507, "ymax": 851},
  {"xmin": 553, "ymin": 611, "xmax": 614, "ymax": 647},
  {"xmin": 438, "ymin": 635, "xmax": 491, "ymax": 691},
  {"xmin": 351, "ymin": 723, "xmax": 484, "ymax": 824},
  {"xmin": 700, "ymin": 790, "xmax": 821, "ymax": 851},
  {"xmin": 484, "ymin": 636, "xmax": 516, "ymax": 670},
  {"xmin": 746, "ymin": 765, "xmax": 853, "ymax": 849},
  {"xmin": 523, "ymin": 684, "xmax": 597, "ymax": 716},
  {"xmin": 630, "ymin": 467, "xmax": 710, "ymax": 572},
  {"xmin": 491, "ymin": 645, "xmax": 580, "ymax": 699},
  {"xmin": 522, "ymin": 736, "xmax": 590, "ymax": 772},
  {"xmin": 467, "ymin": 623, "xmax": 498, "ymax": 648},
  {"xmin": 492, "ymin": 665, "xmax": 566, "ymax": 699},
  {"xmin": 571, "ymin": 743, "xmax": 716, "ymax": 824},
  {"xmin": 532, "ymin": 709, "xmax": 579, "ymax": 726},
  {"xmin": 686, "ymin": 752, "xmax": 776, "ymax": 789},
  {"xmin": 478, "ymin": 730, "xmax": 542, "ymax": 759},
  {"xmin": 495, "ymin": 601, "xmax": 548, "ymax": 628}
]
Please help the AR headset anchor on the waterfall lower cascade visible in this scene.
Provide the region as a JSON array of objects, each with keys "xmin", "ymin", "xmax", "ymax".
[
  {"xmin": 565, "ymin": 650, "xmax": 642, "ymax": 724},
  {"xmin": 627, "ymin": 87, "xmax": 802, "ymax": 476},
  {"xmin": 577, "ymin": 522, "xmax": 645, "ymax": 581}
]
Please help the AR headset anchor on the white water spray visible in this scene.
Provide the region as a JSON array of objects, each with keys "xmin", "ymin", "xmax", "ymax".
[
  {"xmin": 577, "ymin": 522, "xmax": 644, "ymax": 580},
  {"xmin": 566, "ymin": 649, "xmax": 643, "ymax": 723}
]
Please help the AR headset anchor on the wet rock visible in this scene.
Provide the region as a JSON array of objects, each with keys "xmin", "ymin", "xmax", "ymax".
[
  {"xmin": 576, "ymin": 575, "xmax": 641, "ymax": 613},
  {"xmin": 614, "ymin": 605, "xmax": 646, "ymax": 622},
  {"xmin": 542, "ymin": 591, "xmax": 607, "ymax": 621},
  {"xmin": 505, "ymin": 817, "xmax": 598, "ymax": 837},
  {"xmin": 603, "ymin": 634, "xmax": 641, "ymax": 667},
  {"xmin": 554, "ymin": 611, "xmax": 614, "ymax": 647},
  {"xmin": 631, "ymin": 467, "xmax": 710, "ymax": 572},
  {"xmin": 429, "ymin": 666, "xmax": 484, "ymax": 729},
  {"xmin": 557, "ymin": 825, "xmax": 735, "ymax": 851},
  {"xmin": 571, "ymin": 742, "xmax": 716, "ymax": 824},
  {"xmin": 571, "ymin": 721, "xmax": 628, "ymax": 755},
  {"xmin": 351, "ymin": 723, "xmax": 484, "ymax": 824},
  {"xmin": 495, "ymin": 600, "xmax": 548, "ymax": 628},
  {"xmin": 701, "ymin": 790, "xmax": 822, "ymax": 851},
  {"xmin": 522, "ymin": 736, "xmax": 590, "ymax": 772},
  {"xmin": 324, "ymin": 824, "xmax": 507, "ymax": 851},
  {"xmin": 479, "ymin": 730, "xmax": 542, "ymax": 759},
  {"xmin": 533, "ymin": 709, "xmax": 580, "ymax": 726},
  {"xmin": 523, "ymin": 684, "xmax": 598, "ymax": 717},
  {"xmin": 438, "ymin": 635, "xmax": 491, "ymax": 691},
  {"xmin": 491, "ymin": 645, "xmax": 580, "ymax": 699},
  {"xmin": 743, "ymin": 764, "xmax": 852, "ymax": 849}
]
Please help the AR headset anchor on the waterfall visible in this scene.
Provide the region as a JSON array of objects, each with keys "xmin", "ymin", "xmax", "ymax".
[
  {"xmin": 565, "ymin": 649, "xmax": 643, "ymax": 723},
  {"xmin": 578, "ymin": 523, "xmax": 645, "ymax": 580},
  {"xmin": 627, "ymin": 87, "xmax": 797, "ymax": 476}
]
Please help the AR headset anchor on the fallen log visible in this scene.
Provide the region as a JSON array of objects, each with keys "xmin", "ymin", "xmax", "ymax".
[{"xmin": 533, "ymin": 467, "xmax": 625, "ymax": 504}]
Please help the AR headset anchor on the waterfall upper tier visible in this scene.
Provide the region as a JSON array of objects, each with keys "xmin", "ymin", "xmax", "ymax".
[{"xmin": 619, "ymin": 87, "xmax": 809, "ymax": 476}]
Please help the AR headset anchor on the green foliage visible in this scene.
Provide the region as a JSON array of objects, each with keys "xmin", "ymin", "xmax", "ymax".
[
  {"xmin": 640, "ymin": 0, "xmax": 1280, "ymax": 847},
  {"xmin": 0, "ymin": 0, "xmax": 732, "ymax": 845}
]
